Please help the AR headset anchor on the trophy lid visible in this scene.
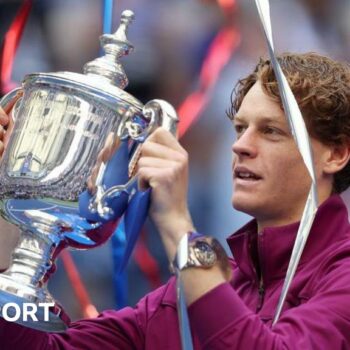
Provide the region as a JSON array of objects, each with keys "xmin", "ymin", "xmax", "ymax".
[
  {"xmin": 83, "ymin": 9, "xmax": 134, "ymax": 89},
  {"xmin": 23, "ymin": 10, "xmax": 143, "ymax": 110}
]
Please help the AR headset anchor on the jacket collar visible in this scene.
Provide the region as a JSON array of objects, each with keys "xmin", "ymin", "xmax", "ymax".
[{"xmin": 226, "ymin": 194, "xmax": 350, "ymax": 285}]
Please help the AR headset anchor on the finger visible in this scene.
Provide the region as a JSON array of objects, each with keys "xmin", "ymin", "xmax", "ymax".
[
  {"xmin": 0, "ymin": 107, "xmax": 9, "ymax": 126},
  {"xmin": 0, "ymin": 125, "xmax": 4, "ymax": 140},
  {"xmin": 138, "ymin": 156, "xmax": 178, "ymax": 169},
  {"xmin": 147, "ymin": 128, "xmax": 186, "ymax": 155},
  {"xmin": 141, "ymin": 141, "xmax": 187, "ymax": 162},
  {"xmin": 0, "ymin": 141, "xmax": 4, "ymax": 157},
  {"xmin": 137, "ymin": 167, "xmax": 170, "ymax": 191},
  {"xmin": 137, "ymin": 164, "xmax": 185, "ymax": 192},
  {"xmin": 3, "ymin": 117, "xmax": 14, "ymax": 148},
  {"xmin": 0, "ymin": 216, "xmax": 20, "ymax": 271},
  {"xmin": 2, "ymin": 89, "xmax": 23, "ymax": 115},
  {"xmin": 137, "ymin": 167, "xmax": 150, "ymax": 191}
]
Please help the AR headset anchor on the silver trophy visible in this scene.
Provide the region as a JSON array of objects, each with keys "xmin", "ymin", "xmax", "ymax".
[{"xmin": 0, "ymin": 10, "xmax": 178, "ymax": 332}]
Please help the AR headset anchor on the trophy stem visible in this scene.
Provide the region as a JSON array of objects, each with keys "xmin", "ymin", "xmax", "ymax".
[
  {"xmin": 0, "ymin": 228, "xmax": 69, "ymax": 332},
  {"xmin": 5, "ymin": 229, "xmax": 60, "ymax": 289}
]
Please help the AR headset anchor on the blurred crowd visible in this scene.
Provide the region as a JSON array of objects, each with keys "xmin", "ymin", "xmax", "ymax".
[{"xmin": 0, "ymin": 0, "xmax": 350, "ymax": 320}]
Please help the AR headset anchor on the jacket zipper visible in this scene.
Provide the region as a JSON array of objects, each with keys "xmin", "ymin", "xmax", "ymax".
[
  {"xmin": 257, "ymin": 277, "xmax": 265, "ymax": 312},
  {"xmin": 247, "ymin": 230, "xmax": 266, "ymax": 312},
  {"xmin": 256, "ymin": 232, "xmax": 265, "ymax": 312}
]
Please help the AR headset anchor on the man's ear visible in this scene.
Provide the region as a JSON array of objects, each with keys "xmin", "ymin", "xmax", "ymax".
[{"xmin": 323, "ymin": 142, "xmax": 350, "ymax": 175}]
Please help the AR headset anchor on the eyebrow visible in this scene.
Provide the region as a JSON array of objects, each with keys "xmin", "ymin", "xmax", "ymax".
[{"xmin": 234, "ymin": 115, "xmax": 286, "ymax": 126}]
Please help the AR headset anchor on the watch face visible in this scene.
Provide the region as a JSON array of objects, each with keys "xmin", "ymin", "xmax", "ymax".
[{"xmin": 193, "ymin": 241, "xmax": 217, "ymax": 266}]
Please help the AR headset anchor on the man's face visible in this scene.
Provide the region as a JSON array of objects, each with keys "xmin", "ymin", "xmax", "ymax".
[{"xmin": 231, "ymin": 81, "xmax": 330, "ymax": 228}]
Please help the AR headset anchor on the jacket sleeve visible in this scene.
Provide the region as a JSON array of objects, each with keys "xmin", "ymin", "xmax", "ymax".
[
  {"xmin": 0, "ymin": 307, "xmax": 143, "ymax": 350},
  {"xmin": 188, "ymin": 258, "xmax": 350, "ymax": 349},
  {"xmin": 0, "ymin": 282, "xmax": 169, "ymax": 350}
]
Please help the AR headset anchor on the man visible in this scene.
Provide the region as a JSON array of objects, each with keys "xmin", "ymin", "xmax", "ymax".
[{"xmin": 1, "ymin": 52, "xmax": 350, "ymax": 349}]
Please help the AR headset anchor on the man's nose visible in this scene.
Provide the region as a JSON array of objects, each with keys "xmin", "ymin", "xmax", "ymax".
[{"xmin": 232, "ymin": 128, "xmax": 258, "ymax": 158}]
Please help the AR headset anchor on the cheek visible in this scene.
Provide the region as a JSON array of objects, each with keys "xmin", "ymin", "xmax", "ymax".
[
  {"xmin": 276, "ymin": 156, "xmax": 311, "ymax": 190},
  {"xmin": 268, "ymin": 149, "xmax": 310, "ymax": 185}
]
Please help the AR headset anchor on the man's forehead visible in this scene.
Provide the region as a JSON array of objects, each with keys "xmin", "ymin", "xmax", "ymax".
[
  {"xmin": 234, "ymin": 81, "xmax": 286, "ymax": 123},
  {"xmin": 234, "ymin": 113, "xmax": 288, "ymax": 126}
]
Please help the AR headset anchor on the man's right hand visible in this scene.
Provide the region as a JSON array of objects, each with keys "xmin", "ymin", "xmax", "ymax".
[{"xmin": 0, "ymin": 107, "xmax": 20, "ymax": 272}]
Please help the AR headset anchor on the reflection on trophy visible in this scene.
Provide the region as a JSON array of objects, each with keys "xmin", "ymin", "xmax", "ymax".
[{"xmin": 0, "ymin": 10, "xmax": 178, "ymax": 332}]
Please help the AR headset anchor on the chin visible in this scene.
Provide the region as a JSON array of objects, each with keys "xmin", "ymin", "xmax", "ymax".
[{"xmin": 232, "ymin": 193, "xmax": 259, "ymax": 216}]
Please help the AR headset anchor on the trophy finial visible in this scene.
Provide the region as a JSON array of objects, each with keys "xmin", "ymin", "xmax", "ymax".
[
  {"xmin": 114, "ymin": 10, "xmax": 135, "ymax": 42},
  {"xmin": 83, "ymin": 10, "xmax": 135, "ymax": 89}
]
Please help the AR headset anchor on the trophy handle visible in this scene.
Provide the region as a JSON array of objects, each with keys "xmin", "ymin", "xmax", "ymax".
[
  {"xmin": 92, "ymin": 99, "xmax": 179, "ymax": 220},
  {"xmin": 0, "ymin": 87, "xmax": 23, "ymax": 117},
  {"xmin": 127, "ymin": 99, "xmax": 178, "ymax": 178}
]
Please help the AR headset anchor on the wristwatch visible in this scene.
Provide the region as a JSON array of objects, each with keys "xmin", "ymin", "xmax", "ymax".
[
  {"xmin": 170, "ymin": 232, "xmax": 219, "ymax": 272},
  {"xmin": 170, "ymin": 232, "xmax": 232, "ymax": 281}
]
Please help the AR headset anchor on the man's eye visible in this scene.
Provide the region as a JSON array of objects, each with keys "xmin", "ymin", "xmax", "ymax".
[
  {"xmin": 263, "ymin": 127, "xmax": 280, "ymax": 135},
  {"xmin": 234, "ymin": 125, "xmax": 246, "ymax": 134}
]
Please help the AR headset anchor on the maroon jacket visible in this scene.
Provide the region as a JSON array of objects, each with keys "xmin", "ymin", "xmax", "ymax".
[{"xmin": 1, "ymin": 194, "xmax": 350, "ymax": 349}]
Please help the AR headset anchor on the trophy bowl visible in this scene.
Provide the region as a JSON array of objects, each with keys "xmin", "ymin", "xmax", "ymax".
[{"xmin": 0, "ymin": 10, "xmax": 178, "ymax": 332}]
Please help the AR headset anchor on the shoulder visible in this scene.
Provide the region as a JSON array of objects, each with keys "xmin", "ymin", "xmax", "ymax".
[{"xmin": 305, "ymin": 236, "xmax": 350, "ymax": 296}]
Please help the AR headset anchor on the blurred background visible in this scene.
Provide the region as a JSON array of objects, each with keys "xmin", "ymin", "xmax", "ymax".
[{"xmin": 0, "ymin": 0, "xmax": 350, "ymax": 321}]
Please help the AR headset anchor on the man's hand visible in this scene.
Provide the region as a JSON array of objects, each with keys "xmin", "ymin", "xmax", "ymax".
[
  {"xmin": 138, "ymin": 128, "xmax": 195, "ymax": 260},
  {"xmin": 0, "ymin": 107, "xmax": 20, "ymax": 272},
  {"xmin": 0, "ymin": 107, "xmax": 10, "ymax": 156},
  {"xmin": 138, "ymin": 128, "xmax": 229, "ymax": 305}
]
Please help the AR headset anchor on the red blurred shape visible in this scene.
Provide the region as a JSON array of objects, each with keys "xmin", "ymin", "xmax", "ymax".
[
  {"xmin": 217, "ymin": 0, "xmax": 236, "ymax": 12},
  {"xmin": 178, "ymin": 27, "xmax": 241, "ymax": 138},
  {"xmin": 0, "ymin": 0, "xmax": 33, "ymax": 94},
  {"xmin": 60, "ymin": 250, "xmax": 99, "ymax": 318}
]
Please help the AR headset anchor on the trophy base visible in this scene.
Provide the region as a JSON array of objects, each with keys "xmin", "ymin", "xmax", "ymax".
[{"xmin": 0, "ymin": 273, "xmax": 69, "ymax": 332}]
